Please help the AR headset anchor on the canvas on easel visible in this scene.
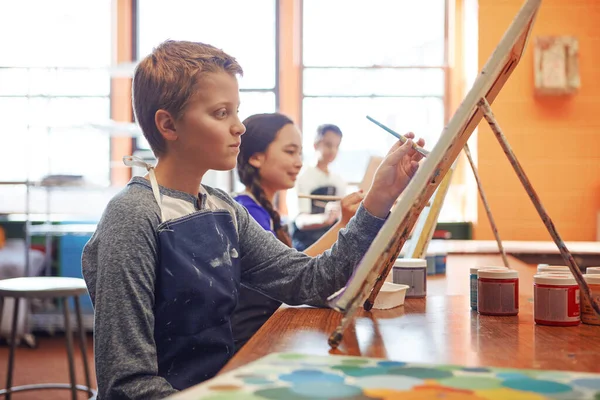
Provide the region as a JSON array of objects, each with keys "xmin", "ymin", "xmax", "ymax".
[
  {"xmin": 326, "ymin": 0, "xmax": 545, "ymax": 348},
  {"xmin": 358, "ymin": 156, "xmax": 384, "ymax": 193},
  {"xmin": 402, "ymin": 164, "xmax": 455, "ymax": 259}
]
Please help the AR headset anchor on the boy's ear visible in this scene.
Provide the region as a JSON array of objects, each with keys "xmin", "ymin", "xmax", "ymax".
[
  {"xmin": 248, "ymin": 153, "xmax": 265, "ymax": 169},
  {"xmin": 155, "ymin": 109, "xmax": 178, "ymax": 141}
]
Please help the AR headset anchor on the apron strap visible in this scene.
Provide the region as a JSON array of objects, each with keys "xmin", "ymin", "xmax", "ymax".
[{"xmin": 123, "ymin": 155, "xmax": 166, "ymax": 223}]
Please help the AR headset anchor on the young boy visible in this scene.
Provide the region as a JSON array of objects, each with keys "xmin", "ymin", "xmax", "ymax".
[
  {"xmin": 292, "ymin": 124, "xmax": 346, "ymax": 251},
  {"xmin": 82, "ymin": 40, "xmax": 424, "ymax": 399}
]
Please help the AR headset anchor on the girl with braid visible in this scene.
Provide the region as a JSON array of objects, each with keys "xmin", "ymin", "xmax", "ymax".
[{"xmin": 232, "ymin": 112, "xmax": 364, "ymax": 350}]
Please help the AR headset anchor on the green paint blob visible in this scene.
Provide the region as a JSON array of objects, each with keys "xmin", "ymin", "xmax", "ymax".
[
  {"xmin": 277, "ymin": 353, "xmax": 306, "ymax": 360},
  {"xmin": 331, "ymin": 365, "xmax": 390, "ymax": 377},
  {"xmin": 438, "ymin": 376, "xmax": 502, "ymax": 390},
  {"xmin": 203, "ymin": 392, "xmax": 266, "ymax": 400},
  {"xmin": 340, "ymin": 358, "xmax": 371, "ymax": 366},
  {"xmin": 254, "ymin": 387, "xmax": 314, "ymax": 400}
]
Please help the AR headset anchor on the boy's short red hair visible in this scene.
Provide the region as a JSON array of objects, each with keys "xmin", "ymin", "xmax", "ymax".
[{"xmin": 132, "ymin": 40, "xmax": 243, "ymax": 157}]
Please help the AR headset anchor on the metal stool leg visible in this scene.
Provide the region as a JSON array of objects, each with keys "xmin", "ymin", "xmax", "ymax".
[
  {"xmin": 0, "ymin": 296, "xmax": 4, "ymax": 400},
  {"xmin": 0, "ymin": 296, "xmax": 4, "ymax": 333},
  {"xmin": 6, "ymin": 297, "xmax": 20, "ymax": 400},
  {"xmin": 0, "ymin": 296, "xmax": 4, "ymax": 343},
  {"xmin": 61, "ymin": 297, "xmax": 77, "ymax": 400},
  {"xmin": 74, "ymin": 296, "xmax": 93, "ymax": 395}
]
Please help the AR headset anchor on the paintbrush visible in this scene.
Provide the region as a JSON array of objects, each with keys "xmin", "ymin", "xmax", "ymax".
[
  {"xmin": 300, "ymin": 193, "xmax": 431, "ymax": 207},
  {"xmin": 297, "ymin": 194, "xmax": 342, "ymax": 201},
  {"xmin": 366, "ymin": 115, "xmax": 430, "ymax": 158}
]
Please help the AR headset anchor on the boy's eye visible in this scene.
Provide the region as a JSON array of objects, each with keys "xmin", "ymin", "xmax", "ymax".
[{"xmin": 215, "ymin": 109, "xmax": 228, "ymax": 118}]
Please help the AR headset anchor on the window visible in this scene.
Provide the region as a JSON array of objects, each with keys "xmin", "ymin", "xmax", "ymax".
[
  {"xmin": 136, "ymin": 0, "xmax": 278, "ymax": 190},
  {"xmin": 0, "ymin": 0, "xmax": 112, "ymax": 186},
  {"xmin": 0, "ymin": 0, "xmax": 112, "ymax": 214},
  {"xmin": 302, "ymin": 0, "xmax": 452, "ymax": 215}
]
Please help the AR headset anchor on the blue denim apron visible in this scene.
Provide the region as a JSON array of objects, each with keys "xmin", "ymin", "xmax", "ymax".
[{"xmin": 139, "ymin": 161, "xmax": 240, "ymax": 391}]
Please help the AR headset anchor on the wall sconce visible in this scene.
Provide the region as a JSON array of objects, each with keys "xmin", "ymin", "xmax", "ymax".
[{"xmin": 534, "ymin": 36, "xmax": 580, "ymax": 95}]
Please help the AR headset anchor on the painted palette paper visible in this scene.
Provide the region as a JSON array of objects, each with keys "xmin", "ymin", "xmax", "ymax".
[{"xmin": 166, "ymin": 352, "xmax": 600, "ymax": 399}]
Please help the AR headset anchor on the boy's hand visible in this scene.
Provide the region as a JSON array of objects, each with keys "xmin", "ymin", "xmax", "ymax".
[
  {"xmin": 340, "ymin": 191, "xmax": 365, "ymax": 224},
  {"xmin": 363, "ymin": 132, "xmax": 425, "ymax": 219}
]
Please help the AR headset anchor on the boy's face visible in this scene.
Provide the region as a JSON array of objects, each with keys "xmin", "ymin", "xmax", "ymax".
[
  {"xmin": 171, "ymin": 71, "xmax": 245, "ymax": 172},
  {"xmin": 314, "ymin": 130, "xmax": 342, "ymax": 165}
]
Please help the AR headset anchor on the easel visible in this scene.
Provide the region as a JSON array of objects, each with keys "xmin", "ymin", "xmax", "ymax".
[
  {"xmin": 326, "ymin": 0, "xmax": 599, "ymax": 349},
  {"xmin": 328, "ymin": 95, "xmax": 600, "ymax": 348}
]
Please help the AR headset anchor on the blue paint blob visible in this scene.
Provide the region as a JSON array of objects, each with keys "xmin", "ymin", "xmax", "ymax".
[
  {"xmin": 290, "ymin": 381, "xmax": 364, "ymax": 398},
  {"xmin": 571, "ymin": 378, "xmax": 600, "ymax": 390},
  {"xmin": 377, "ymin": 361, "xmax": 407, "ymax": 368},
  {"xmin": 502, "ymin": 378, "xmax": 573, "ymax": 394},
  {"xmin": 496, "ymin": 372, "xmax": 532, "ymax": 380},
  {"xmin": 279, "ymin": 369, "xmax": 345, "ymax": 384}
]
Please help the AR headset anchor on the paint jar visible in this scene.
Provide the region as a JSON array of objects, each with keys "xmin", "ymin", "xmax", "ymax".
[
  {"xmin": 537, "ymin": 265, "xmax": 571, "ymax": 274},
  {"xmin": 585, "ymin": 267, "xmax": 600, "ymax": 275},
  {"xmin": 393, "ymin": 258, "xmax": 427, "ymax": 298},
  {"xmin": 477, "ymin": 269, "xmax": 519, "ymax": 316},
  {"xmin": 533, "ymin": 274, "xmax": 580, "ymax": 326},
  {"xmin": 469, "ymin": 266, "xmax": 508, "ymax": 311},
  {"xmin": 425, "ymin": 255, "xmax": 437, "ymax": 276},
  {"xmin": 434, "ymin": 251, "xmax": 447, "ymax": 275},
  {"xmin": 581, "ymin": 274, "xmax": 600, "ymax": 326}
]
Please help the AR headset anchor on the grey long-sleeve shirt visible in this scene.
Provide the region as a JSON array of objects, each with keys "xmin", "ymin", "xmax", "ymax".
[{"xmin": 82, "ymin": 177, "xmax": 385, "ymax": 399}]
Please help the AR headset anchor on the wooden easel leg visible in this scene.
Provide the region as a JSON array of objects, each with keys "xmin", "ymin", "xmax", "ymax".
[
  {"xmin": 463, "ymin": 143, "xmax": 510, "ymax": 269},
  {"xmin": 477, "ymin": 97, "xmax": 600, "ymax": 316},
  {"xmin": 328, "ymin": 300, "xmax": 361, "ymax": 348}
]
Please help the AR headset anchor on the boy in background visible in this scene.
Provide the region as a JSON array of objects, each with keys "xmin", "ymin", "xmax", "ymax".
[{"xmin": 292, "ymin": 124, "xmax": 347, "ymax": 251}]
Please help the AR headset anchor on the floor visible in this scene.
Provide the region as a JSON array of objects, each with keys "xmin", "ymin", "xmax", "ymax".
[{"xmin": 0, "ymin": 332, "xmax": 97, "ymax": 400}]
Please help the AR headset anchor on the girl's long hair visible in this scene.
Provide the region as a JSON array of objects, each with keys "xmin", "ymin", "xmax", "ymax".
[{"xmin": 237, "ymin": 113, "xmax": 294, "ymax": 246}]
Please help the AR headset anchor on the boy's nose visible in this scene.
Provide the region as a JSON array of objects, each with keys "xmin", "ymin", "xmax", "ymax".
[{"xmin": 234, "ymin": 121, "xmax": 246, "ymax": 136}]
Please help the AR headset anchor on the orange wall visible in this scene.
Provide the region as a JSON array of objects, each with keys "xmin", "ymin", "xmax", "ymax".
[{"xmin": 475, "ymin": 0, "xmax": 600, "ymax": 241}]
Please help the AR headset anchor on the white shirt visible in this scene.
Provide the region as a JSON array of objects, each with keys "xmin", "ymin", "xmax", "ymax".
[{"xmin": 294, "ymin": 165, "xmax": 347, "ymax": 216}]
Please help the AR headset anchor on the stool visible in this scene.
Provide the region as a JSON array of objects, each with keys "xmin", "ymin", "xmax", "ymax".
[{"xmin": 0, "ymin": 277, "xmax": 96, "ymax": 400}]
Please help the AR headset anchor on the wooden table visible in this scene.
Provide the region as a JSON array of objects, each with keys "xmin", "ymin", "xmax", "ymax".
[
  {"xmin": 222, "ymin": 254, "xmax": 600, "ymax": 375},
  {"xmin": 413, "ymin": 240, "xmax": 600, "ymax": 267},
  {"xmin": 438, "ymin": 240, "xmax": 600, "ymax": 256}
]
